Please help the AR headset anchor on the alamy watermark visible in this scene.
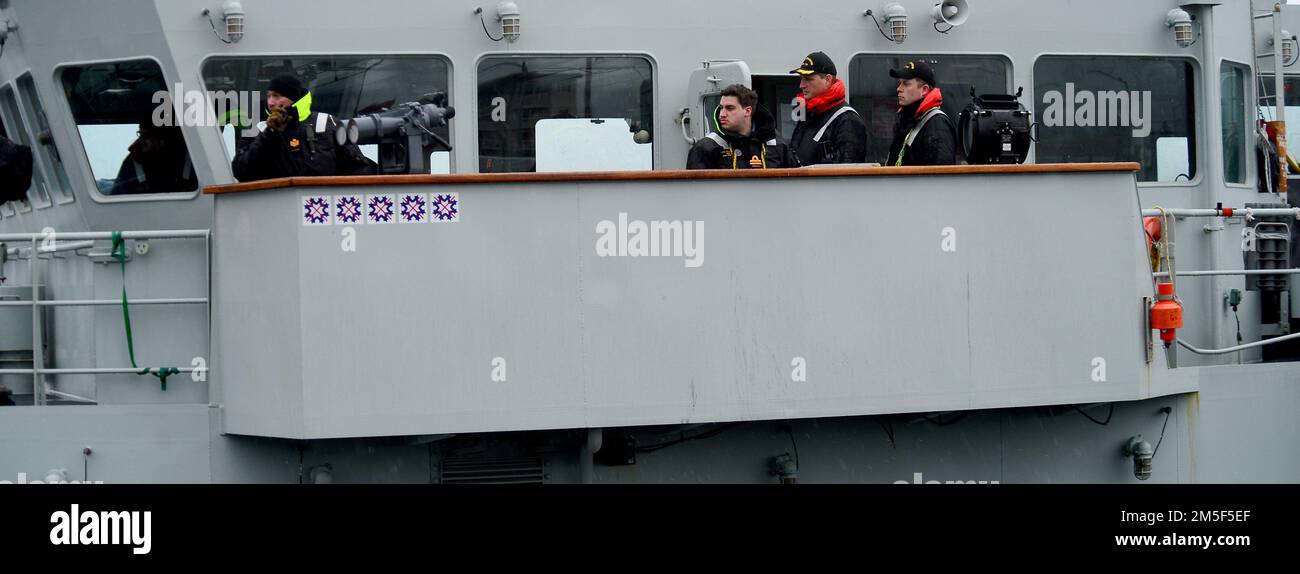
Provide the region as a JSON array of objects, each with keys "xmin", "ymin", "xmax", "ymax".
[
  {"xmin": 150, "ymin": 83, "xmax": 262, "ymax": 136},
  {"xmin": 1041, "ymin": 84, "xmax": 1153, "ymax": 138},
  {"xmin": 594, "ymin": 212, "xmax": 704, "ymax": 268},
  {"xmin": 49, "ymin": 504, "xmax": 151, "ymax": 555},
  {"xmin": 895, "ymin": 472, "xmax": 999, "ymax": 485},
  {"xmin": 1, "ymin": 472, "xmax": 103, "ymax": 484}
]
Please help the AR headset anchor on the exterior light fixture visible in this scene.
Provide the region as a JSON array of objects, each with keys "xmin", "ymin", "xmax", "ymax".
[
  {"xmin": 309, "ymin": 463, "xmax": 334, "ymax": 484},
  {"xmin": 0, "ymin": 17, "xmax": 16, "ymax": 58},
  {"xmin": 201, "ymin": 1, "xmax": 245, "ymax": 44},
  {"xmin": 1124, "ymin": 435, "xmax": 1154, "ymax": 480},
  {"xmin": 44, "ymin": 468, "xmax": 69, "ymax": 483},
  {"xmin": 0, "ymin": 18, "xmax": 15, "ymax": 44},
  {"xmin": 770, "ymin": 453, "xmax": 799, "ymax": 484},
  {"xmin": 864, "ymin": 3, "xmax": 909, "ymax": 44},
  {"xmin": 497, "ymin": 2, "xmax": 521, "ymax": 42},
  {"xmin": 1268, "ymin": 30, "xmax": 1298, "ymax": 66},
  {"xmin": 475, "ymin": 2, "xmax": 521, "ymax": 43},
  {"xmin": 1166, "ymin": 8, "xmax": 1195, "ymax": 48}
]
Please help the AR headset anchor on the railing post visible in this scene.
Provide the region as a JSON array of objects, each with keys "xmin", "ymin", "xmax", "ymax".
[{"xmin": 29, "ymin": 236, "xmax": 42, "ymax": 406}]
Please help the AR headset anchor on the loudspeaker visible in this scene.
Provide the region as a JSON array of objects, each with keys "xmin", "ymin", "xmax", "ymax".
[{"xmin": 931, "ymin": 0, "xmax": 970, "ymax": 27}]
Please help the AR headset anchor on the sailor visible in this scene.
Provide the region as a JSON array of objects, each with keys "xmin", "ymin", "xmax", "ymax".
[
  {"xmin": 687, "ymin": 84, "xmax": 798, "ymax": 170},
  {"xmin": 108, "ymin": 120, "xmax": 197, "ymax": 195},
  {"xmin": 886, "ymin": 60, "xmax": 957, "ymax": 166},
  {"xmin": 788, "ymin": 51, "xmax": 868, "ymax": 165},
  {"xmin": 231, "ymin": 72, "xmax": 377, "ymax": 182},
  {"xmin": 0, "ymin": 134, "xmax": 33, "ymax": 206}
]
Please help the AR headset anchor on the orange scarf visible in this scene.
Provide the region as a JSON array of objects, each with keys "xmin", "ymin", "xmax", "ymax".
[{"xmin": 797, "ymin": 79, "xmax": 847, "ymax": 117}]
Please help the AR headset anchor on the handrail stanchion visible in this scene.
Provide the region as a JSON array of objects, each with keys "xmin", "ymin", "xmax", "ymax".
[{"xmin": 29, "ymin": 236, "xmax": 42, "ymax": 406}]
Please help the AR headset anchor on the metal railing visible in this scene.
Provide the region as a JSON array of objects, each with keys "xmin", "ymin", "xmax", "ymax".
[
  {"xmin": 1153, "ymin": 269, "xmax": 1300, "ymax": 278},
  {"xmin": 0, "ymin": 229, "xmax": 210, "ymax": 405},
  {"xmin": 1140, "ymin": 207, "xmax": 1300, "ymax": 218}
]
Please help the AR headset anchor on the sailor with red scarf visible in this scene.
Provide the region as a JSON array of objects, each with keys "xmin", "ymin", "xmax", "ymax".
[
  {"xmin": 886, "ymin": 61, "xmax": 957, "ymax": 166},
  {"xmin": 788, "ymin": 52, "xmax": 868, "ymax": 165}
]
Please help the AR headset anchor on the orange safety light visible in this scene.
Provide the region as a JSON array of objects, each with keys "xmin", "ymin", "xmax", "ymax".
[{"xmin": 1150, "ymin": 282, "xmax": 1183, "ymax": 346}]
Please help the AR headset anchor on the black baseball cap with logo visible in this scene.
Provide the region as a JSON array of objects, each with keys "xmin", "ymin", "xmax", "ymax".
[
  {"xmin": 790, "ymin": 51, "xmax": 837, "ymax": 76},
  {"xmin": 889, "ymin": 60, "xmax": 937, "ymax": 86}
]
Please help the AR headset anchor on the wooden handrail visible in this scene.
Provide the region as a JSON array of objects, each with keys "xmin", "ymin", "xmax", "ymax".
[{"xmin": 204, "ymin": 162, "xmax": 1141, "ymax": 195}]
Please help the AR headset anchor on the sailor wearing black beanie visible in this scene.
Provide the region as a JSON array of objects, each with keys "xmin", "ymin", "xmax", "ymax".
[{"xmin": 232, "ymin": 72, "xmax": 377, "ymax": 182}]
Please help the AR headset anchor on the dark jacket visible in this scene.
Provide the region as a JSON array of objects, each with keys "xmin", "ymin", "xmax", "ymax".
[
  {"xmin": 0, "ymin": 135, "xmax": 33, "ymax": 205},
  {"xmin": 232, "ymin": 108, "xmax": 376, "ymax": 182},
  {"xmin": 110, "ymin": 155, "xmax": 198, "ymax": 195},
  {"xmin": 109, "ymin": 126, "xmax": 197, "ymax": 195},
  {"xmin": 687, "ymin": 105, "xmax": 798, "ymax": 169},
  {"xmin": 789, "ymin": 102, "xmax": 868, "ymax": 165},
  {"xmin": 887, "ymin": 89, "xmax": 957, "ymax": 167}
]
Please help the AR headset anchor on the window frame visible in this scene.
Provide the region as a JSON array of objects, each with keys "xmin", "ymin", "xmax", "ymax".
[
  {"xmin": 54, "ymin": 56, "xmax": 203, "ymax": 204},
  {"xmin": 1220, "ymin": 59, "xmax": 1253, "ymax": 189},
  {"xmin": 472, "ymin": 51, "xmax": 659, "ymax": 173},
  {"xmin": 16, "ymin": 72, "xmax": 75, "ymax": 206},
  {"xmin": 1030, "ymin": 52, "xmax": 1203, "ymax": 188},
  {"xmin": 846, "ymin": 51, "xmax": 1014, "ymax": 165},
  {"xmin": 198, "ymin": 51, "xmax": 456, "ymax": 176}
]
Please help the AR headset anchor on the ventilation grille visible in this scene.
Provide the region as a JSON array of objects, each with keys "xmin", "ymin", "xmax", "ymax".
[{"xmin": 439, "ymin": 456, "xmax": 546, "ymax": 485}]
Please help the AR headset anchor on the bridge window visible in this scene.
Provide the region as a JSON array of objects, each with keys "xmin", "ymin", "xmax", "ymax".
[
  {"xmin": 60, "ymin": 59, "xmax": 199, "ymax": 196},
  {"xmin": 1221, "ymin": 62, "xmax": 1250, "ymax": 185},
  {"xmin": 477, "ymin": 55, "xmax": 654, "ymax": 173},
  {"xmin": 201, "ymin": 55, "xmax": 453, "ymax": 174},
  {"xmin": 0, "ymin": 83, "xmax": 48, "ymax": 208},
  {"xmin": 18, "ymin": 73, "xmax": 74, "ymax": 203},
  {"xmin": 849, "ymin": 54, "xmax": 1011, "ymax": 164},
  {"xmin": 1258, "ymin": 73, "xmax": 1300, "ymax": 159},
  {"xmin": 1033, "ymin": 56, "xmax": 1197, "ymax": 183}
]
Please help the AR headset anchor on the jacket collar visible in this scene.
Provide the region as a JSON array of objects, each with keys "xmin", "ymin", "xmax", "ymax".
[
  {"xmin": 292, "ymin": 92, "xmax": 314, "ymax": 123},
  {"xmin": 900, "ymin": 87, "xmax": 944, "ymax": 119}
]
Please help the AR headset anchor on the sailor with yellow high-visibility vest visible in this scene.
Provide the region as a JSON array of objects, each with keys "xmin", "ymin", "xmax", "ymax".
[
  {"xmin": 887, "ymin": 61, "xmax": 957, "ymax": 167},
  {"xmin": 232, "ymin": 72, "xmax": 376, "ymax": 182}
]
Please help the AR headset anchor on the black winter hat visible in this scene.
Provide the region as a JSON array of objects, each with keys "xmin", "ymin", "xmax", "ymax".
[{"xmin": 267, "ymin": 73, "xmax": 308, "ymax": 102}]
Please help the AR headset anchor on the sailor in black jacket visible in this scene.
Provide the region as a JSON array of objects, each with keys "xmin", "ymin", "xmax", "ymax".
[
  {"xmin": 0, "ymin": 134, "xmax": 33, "ymax": 206},
  {"xmin": 232, "ymin": 73, "xmax": 377, "ymax": 182},
  {"xmin": 886, "ymin": 61, "xmax": 957, "ymax": 166},
  {"xmin": 788, "ymin": 52, "xmax": 868, "ymax": 165},
  {"xmin": 687, "ymin": 84, "xmax": 798, "ymax": 170}
]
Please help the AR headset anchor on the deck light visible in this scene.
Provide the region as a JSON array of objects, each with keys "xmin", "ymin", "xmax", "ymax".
[
  {"xmin": 1268, "ymin": 31, "xmax": 1297, "ymax": 66},
  {"xmin": 44, "ymin": 468, "xmax": 69, "ymax": 483},
  {"xmin": 883, "ymin": 3, "xmax": 908, "ymax": 43},
  {"xmin": 201, "ymin": 1, "xmax": 245, "ymax": 44},
  {"xmin": 498, "ymin": 2, "xmax": 521, "ymax": 42},
  {"xmin": 475, "ymin": 3, "xmax": 521, "ymax": 43},
  {"xmin": 1166, "ymin": 8, "xmax": 1194, "ymax": 48},
  {"xmin": 0, "ymin": 18, "xmax": 15, "ymax": 44},
  {"xmin": 1124, "ymin": 436, "xmax": 1154, "ymax": 480},
  {"xmin": 864, "ymin": 3, "xmax": 909, "ymax": 44}
]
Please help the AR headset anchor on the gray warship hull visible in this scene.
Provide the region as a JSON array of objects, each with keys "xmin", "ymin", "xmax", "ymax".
[{"xmin": 1, "ymin": 0, "xmax": 1298, "ymax": 484}]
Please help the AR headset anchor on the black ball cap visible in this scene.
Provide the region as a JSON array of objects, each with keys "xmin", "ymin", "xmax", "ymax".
[
  {"xmin": 790, "ymin": 51, "xmax": 837, "ymax": 76},
  {"xmin": 889, "ymin": 60, "xmax": 937, "ymax": 86}
]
